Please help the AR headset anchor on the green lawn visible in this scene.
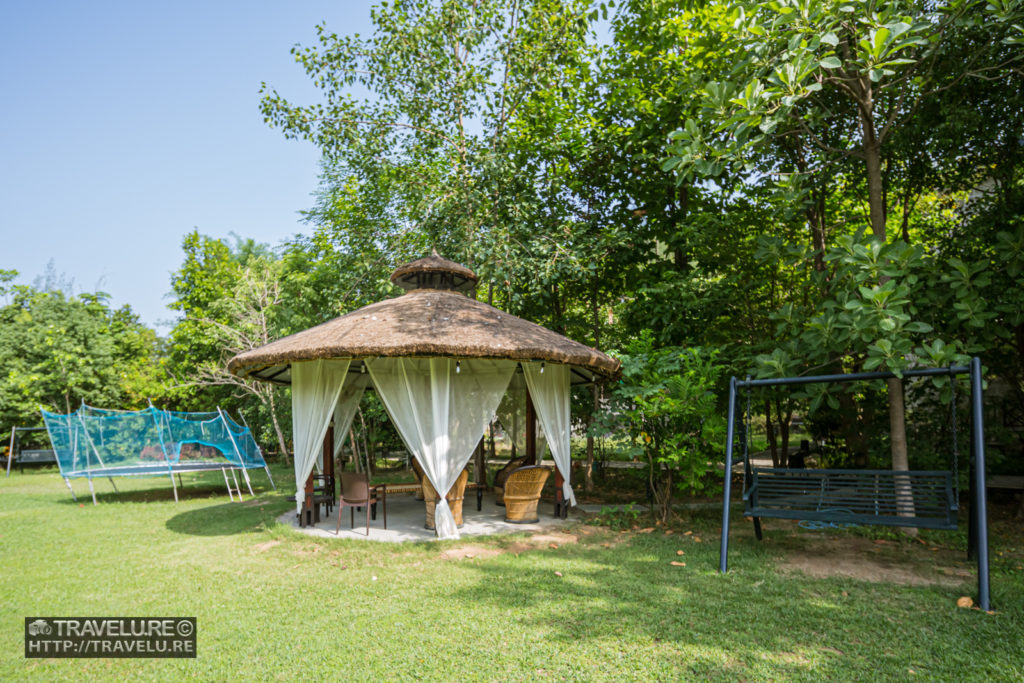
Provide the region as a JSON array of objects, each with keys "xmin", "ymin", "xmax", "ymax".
[{"xmin": 1, "ymin": 464, "xmax": 1022, "ymax": 681}]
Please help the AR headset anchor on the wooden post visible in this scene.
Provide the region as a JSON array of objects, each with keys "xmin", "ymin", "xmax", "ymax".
[
  {"xmin": 323, "ymin": 423, "xmax": 335, "ymax": 503},
  {"xmin": 525, "ymin": 391, "xmax": 537, "ymax": 466},
  {"xmin": 474, "ymin": 438, "xmax": 484, "ymax": 485},
  {"xmin": 555, "ymin": 470, "xmax": 566, "ymax": 518},
  {"xmin": 302, "ymin": 472, "xmax": 315, "ymax": 526}
]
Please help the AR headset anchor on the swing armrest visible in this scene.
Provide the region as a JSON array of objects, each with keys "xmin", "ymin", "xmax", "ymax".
[{"xmin": 742, "ymin": 474, "xmax": 758, "ymax": 503}]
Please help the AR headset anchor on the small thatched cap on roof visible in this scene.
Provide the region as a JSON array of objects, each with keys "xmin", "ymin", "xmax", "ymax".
[
  {"xmin": 228, "ymin": 253, "xmax": 620, "ymax": 384},
  {"xmin": 390, "ymin": 249, "xmax": 477, "ymax": 294}
]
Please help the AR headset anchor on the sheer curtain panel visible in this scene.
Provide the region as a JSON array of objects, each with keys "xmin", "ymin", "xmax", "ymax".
[
  {"xmin": 291, "ymin": 359, "xmax": 350, "ymax": 513},
  {"xmin": 368, "ymin": 357, "xmax": 515, "ymax": 538},
  {"xmin": 523, "ymin": 362, "xmax": 576, "ymax": 507}
]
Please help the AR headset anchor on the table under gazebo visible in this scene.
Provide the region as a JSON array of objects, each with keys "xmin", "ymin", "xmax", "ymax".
[{"xmin": 227, "ymin": 252, "xmax": 619, "ymax": 539}]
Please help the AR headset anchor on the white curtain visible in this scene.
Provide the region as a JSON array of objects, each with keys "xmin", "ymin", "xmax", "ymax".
[
  {"xmin": 523, "ymin": 362, "xmax": 576, "ymax": 507},
  {"xmin": 496, "ymin": 372, "xmax": 547, "ymax": 460},
  {"xmin": 328, "ymin": 373, "xmax": 370, "ymax": 466},
  {"xmin": 368, "ymin": 357, "xmax": 515, "ymax": 539},
  {"xmin": 291, "ymin": 359, "xmax": 350, "ymax": 514}
]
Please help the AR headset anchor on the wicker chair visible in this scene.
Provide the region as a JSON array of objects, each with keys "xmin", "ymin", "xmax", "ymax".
[
  {"xmin": 503, "ymin": 466, "xmax": 551, "ymax": 523},
  {"xmin": 493, "ymin": 455, "xmax": 528, "ymax": 506},
  {"xmin": 422, "ymin": 468, "xmax": 469, "ymax": 529}
]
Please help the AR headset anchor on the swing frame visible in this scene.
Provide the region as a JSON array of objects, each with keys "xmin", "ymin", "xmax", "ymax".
[{"xmin": 718, "ymin": 357, "xmax": 991, "ymax": 611}]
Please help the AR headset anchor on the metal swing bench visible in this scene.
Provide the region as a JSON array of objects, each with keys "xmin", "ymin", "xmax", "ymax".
[{"xmin": 718, "ymin": 358, "xmax": 991, "ymax": 611}]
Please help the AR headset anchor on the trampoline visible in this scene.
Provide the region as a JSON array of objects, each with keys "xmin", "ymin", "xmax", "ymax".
[{"xmin": 41, "ymin": 404, "xmax": 276, "ymax": 504}]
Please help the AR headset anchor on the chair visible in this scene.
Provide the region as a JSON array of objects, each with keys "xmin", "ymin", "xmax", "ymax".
[
  {"xmin": 335, "ymin": 472, "xmax": 386, "ymax": 536},
  {"xmin": 503, "ymin": 466, "xmax": 551, "ymax": 523},
  {"xmin": 493, "ymin": 455, "xmax": 528, "ymax": 506},
  {"xmin": 422, "ymin": 468, "xmax": 469, "ymax": 530}
]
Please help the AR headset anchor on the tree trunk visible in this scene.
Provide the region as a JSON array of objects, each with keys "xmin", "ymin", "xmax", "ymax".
[
  {"xmin": 859, "ymin": 97, "xmax": 915, "ymax": 513},
  {"xmin": 357, "ymin": 407, "xmax": 374, "ymax": 476},
  {"xmin": 775, "ymin": 399, "xmax": 791, "ymax": 467},
  {"xmin": 859, "ymin": 100, "xmax": 887, "ymax": 240},
  {"xmin": 585, "ymin": 383, "xmax": 601, "ymax": 493},
  {"xmin": 887, "ymin": 377, "xmax": 918, "ymax": 534},
  {"xmin": 585, "ymin": 282, "xmax": 600, "ymax": 492},
  {"xmin": 765, "ymin": 400, "xmax": 779, "ymax": 467},
  {"xmin": 838, "ymin": 392, "xmax": 870, "ymax": 468},
  {"xmin": 267, "ymin": 388, "xmax": 290, "ymax": 466},
  {"xmin": 349, "ymin": 427, "xmax": 361, "ymax": 474}
]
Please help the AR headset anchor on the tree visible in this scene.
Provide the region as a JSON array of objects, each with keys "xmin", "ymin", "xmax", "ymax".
[
  {"xmin": 594, "ymin": 333, "xmax": 725, "ymax": 522},
  {"xmin": 167, "ymin": 231, "xmax": 292, "ymax": 459},
  {"xmin": 663, "ymin": 0, "xmax": 1023, "ymax": 478},
  {"xmin": 0, "ymin": 277, "xmax": 163, "ymax": 426},
  {"xmin": 188, "ymin": 256, "xmax": 292, "ymax": 464}
]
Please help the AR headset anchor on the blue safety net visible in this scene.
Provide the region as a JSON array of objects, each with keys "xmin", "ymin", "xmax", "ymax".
[{"xmin": 41, "ymin": 404, "xmax": 267, "ymax": 478}]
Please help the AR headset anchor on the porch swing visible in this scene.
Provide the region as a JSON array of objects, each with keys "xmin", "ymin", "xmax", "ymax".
[
  {"xmin": 718, "ymin": 358, "xmax": 992, "ymax": 611},
  {"xmin": 740, "ymin": 370, "xmax": 960, "ymax": 535}
]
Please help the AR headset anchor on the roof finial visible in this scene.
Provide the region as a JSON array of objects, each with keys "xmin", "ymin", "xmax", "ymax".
[
  {"xmin": 391, "ymin": 252, "xmax": 478, "ymax": 294},
  {"xmin": 431, "ymin": 247, "xmax": 440, "ymax": 257}
]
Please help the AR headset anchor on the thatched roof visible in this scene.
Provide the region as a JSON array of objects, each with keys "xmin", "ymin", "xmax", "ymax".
[
  {"xmin": 228, "ymin": 256, "xmax": 620, "ymax": 385},
  {"xmin": 391, "ymin": 250, "xmax": 477, "ymax": 293}
]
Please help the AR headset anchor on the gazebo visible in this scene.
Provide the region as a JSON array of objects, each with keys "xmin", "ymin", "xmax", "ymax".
[{"xmin": 227, "ymin": 253, "xmax": 619, "ymax": 539}]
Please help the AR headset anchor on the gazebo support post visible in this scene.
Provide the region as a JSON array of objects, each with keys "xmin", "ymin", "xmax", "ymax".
[
  {"xmin": 301, "ymin": 473, "xmax": 315, "ymax": 527},
  {"xmin": 323, "ymin": 425, "xmax": 336, "ymax": 517},
  {"xmin": 525, "ymin": 391, "xmax": 537, "ymax": 466}
]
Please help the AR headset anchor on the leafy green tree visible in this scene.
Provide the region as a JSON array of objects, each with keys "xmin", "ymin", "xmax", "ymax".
[
  {"xmin": 594, "ymin": 334, "xmax": 726, "ymax": 521},
  {"xmin": 0, "ymin": 277, "xmax": 163, "ymax": 426},
  {"xmin": 167, "ymin": 231, "xmax": 293, "ymax": 458},
  {"xmin": 188, "ymin": 256, "xmax": 292, "ymax": 463},
  {"xmin": 662, "ymin": 0, "xmax": 1023, "ymax": 478}
]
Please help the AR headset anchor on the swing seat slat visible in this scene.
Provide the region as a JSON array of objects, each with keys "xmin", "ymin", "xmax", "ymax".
[{"xmin": 745, "ymin": 467, "xmax": 958, "ymax": 530}]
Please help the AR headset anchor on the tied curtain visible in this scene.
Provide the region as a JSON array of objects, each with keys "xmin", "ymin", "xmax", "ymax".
[
  {"xmin": 291, "ymin": 359, "xmax": 350, "ymax": 514},
  {"xmin": 496, "ymin": 372, "xmax": 548, "ymax": 460},
  {"xmin": 368, "ymin": 357, "xmax": 516, "ymax": 539},
  {"xmin": 523, "ymin": 362, "xmax": 576, "ymax": 507}
]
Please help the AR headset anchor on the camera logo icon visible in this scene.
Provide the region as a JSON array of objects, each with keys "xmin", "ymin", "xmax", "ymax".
[{"xmin": 28, "ymin": 619, "xmax": 52, "ymax": 636}]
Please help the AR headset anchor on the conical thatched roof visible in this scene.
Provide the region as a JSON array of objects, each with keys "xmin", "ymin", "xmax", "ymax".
[
  {"xmin": 390, "ymin": 250, "xmax": 477, "ymax": 293},
  {"xmin": 228, "ymin": 255, "xmax": 620, "ymax": 384}
]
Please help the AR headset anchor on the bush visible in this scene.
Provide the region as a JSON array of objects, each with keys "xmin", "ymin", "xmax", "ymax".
[{"xmin": 594, "ymin": 332, "xmax": 725, "ymax": 522}]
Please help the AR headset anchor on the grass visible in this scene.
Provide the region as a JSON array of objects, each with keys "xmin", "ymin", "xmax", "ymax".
[{"xmin": 1, "ymin": 463, "xmax": 1022, "ymax": 681}]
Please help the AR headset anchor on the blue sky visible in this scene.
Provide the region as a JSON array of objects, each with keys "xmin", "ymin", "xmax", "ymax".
[{"xmin": 1, "ymin": 1, "xmax": 376, "ymax": 330}]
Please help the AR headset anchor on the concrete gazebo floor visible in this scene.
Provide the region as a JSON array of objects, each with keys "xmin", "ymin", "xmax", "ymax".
[{"xmin": 281, "ymin": 491, "xmax": 592, "ymax": 542}]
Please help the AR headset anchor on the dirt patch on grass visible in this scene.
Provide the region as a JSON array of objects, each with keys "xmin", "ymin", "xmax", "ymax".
[
  {"xmin": 253, "ymin": 540, "xmax": 282, "ymax": 553},
  {"xmin": 777, "ymin": 535, "xmax": 972, "ymax": 587},
  {"xmin": 441, "ymin": 546, "xmax": 503, "ymax": 560},
  {"xmin": 444, "ymin": 532, "xmax": 580, "ymax": 559}
]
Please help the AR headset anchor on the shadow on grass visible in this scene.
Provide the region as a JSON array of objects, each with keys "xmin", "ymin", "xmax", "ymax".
[
  {"xmin": 54, "ymin": 469, "xmax": 278, "ymax": 506},
  {"xmin": 447, "ymin": 534, "xmax": 1011, "ymax": 679},
  {"xmin": 165, "ymin": 500, "xmax": 280, "ymax": 536},
  {"xmin": 55, "ymin": 482, "xmax": 239, "ymax": 505}
]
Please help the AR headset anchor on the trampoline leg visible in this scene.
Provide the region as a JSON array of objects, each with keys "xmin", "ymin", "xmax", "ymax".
[
  {"xmin": 222, "ymin": 468, "xmax": 235, "ymax": 502},
  {"xmin": 264, "ymin": 465, "xmax": 276, "ymax": 490},
  {"xmin": 177, "ymin": 473, "xmax": 183, "ymax": 489},
  {"xmin": 231, "ymin": 469, "xmax": 243, "ymax": 501},
  {"xmin": 241, "ymin": 467, "xmax": 255, "ymax": 497},
  {"xmin": 64, "ymin": 478, "xmax": 77, "ymax": 502},
  {"xmin": 88, "ymin": 477, "xmax": 97, "ymax": 505},
  {"xmin": 107, "ymin": 477, "xmax": 118, "ymax": 492},
  {"xmin": 169, "ymin": 470, "xmax": 179, "ymax": 503}
]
